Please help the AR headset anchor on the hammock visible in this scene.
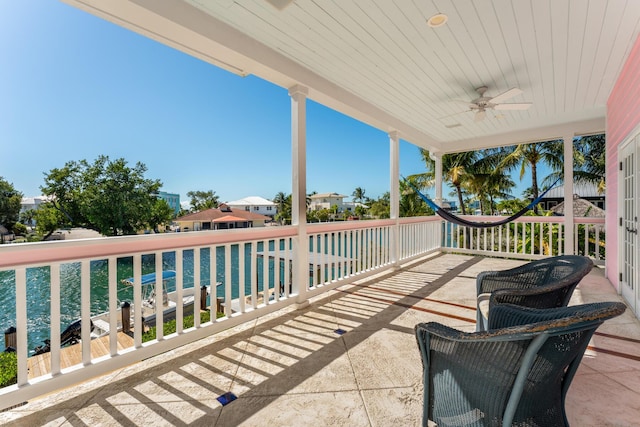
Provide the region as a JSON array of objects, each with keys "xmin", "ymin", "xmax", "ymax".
[{"xmin": 404, "ymin": 177, "xmax": 561, "ymax": 229}]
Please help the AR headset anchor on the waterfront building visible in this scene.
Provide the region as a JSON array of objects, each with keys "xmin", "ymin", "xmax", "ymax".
[
  {"xmin": 173, "ymin": 203, "xmax": 270, "ymax": 231},
  {"xmin": 225, "ymin": 196, "xmax": 276, "ymax": 219},
  {"xmin": 156, "ymin": 191, "xmax": 181, "ymax": 215}
]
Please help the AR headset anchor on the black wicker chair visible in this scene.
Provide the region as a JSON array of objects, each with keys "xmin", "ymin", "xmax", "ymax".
[
  {"xmin": 415, "ymin": 302, "xmax": 626, "ymax": 427},
  {"xmin": 476, "ymin": 255, "xmax": 594, "ymax": 331}
]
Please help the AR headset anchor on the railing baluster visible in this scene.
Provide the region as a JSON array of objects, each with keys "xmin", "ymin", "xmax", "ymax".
[
  {"xmin": 109, "ymin": 256, "xmax": 118, "ymax": 354},
  {"xmin": 155, "ymin": 253, "xmax": 163, "ymax": 341},
  {"xmin": 176, "ymin": 249, "xmax": 184, "ymax": 333},
  {"xmin": 82, "ymin": 260, "xmax": 93, "ymax": 359},
  {"xmin": 238, "ymin": 243, "xmax": 245, "ymax": 313},
  {"xmin": 133, "ymin": 255, "xmax": 142, "ymax": 349},
  {"xmin": 193, "ymin": 248, "xmax": 201, "ymax": 328},
  {"xmin": 263, "ymin": 239, "xmax": 270, "ymax": 300},
  {"xmin": 50, "ymin": 264, "xmax": 61, "ymax": 376},
  {"xmin": 274, "ymin": 240, "xmax": 280, "ymax": 299},
  {"xmin": 225, "ymin": 244, "xmax": 234, "ymax": 316},
  {"xmin": 15, "ymin": 267, "xmax": 27, "ymax": 386}
]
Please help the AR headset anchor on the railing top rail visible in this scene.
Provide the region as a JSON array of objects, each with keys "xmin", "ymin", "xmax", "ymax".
[
  {"xmin": 0, "ymin": 215, "xmax": 605, "ymax": 270},
  {"xmin": 0, "ymin": 227, "xmax": 297, "ymax": 269}
]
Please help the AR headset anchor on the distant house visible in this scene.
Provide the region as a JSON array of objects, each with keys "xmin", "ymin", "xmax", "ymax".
[
  {"xmin": 20, "ymin": 196, "xmax": 50, "ymax": 213},
  {"xmin": 549, "ymin": 195, "xmax": 606, "ymax": 218},
  {"xmin": 539, "ymin": 182, "xmax": 605, "ymax": 210},
  {"xmin": 309, "ymin": 193, "xmax": 366, "ymax": 213},
  {"xmin": 309, "ymin": 193, "xmax": 367, "ymax": 214},
  {"xmin": 156, "ymin": 191, "xmax": 181, "ymax": 215},
  {"xmin": 225, "ymin": 196, "xmax": 276, "ymax": 219},
  {"xmin": 309, "ymin": 193, "xmax": 347, "ymax": 211},
  {"xmin": 173, "ymin": 204, "xmax": 270, "ymax": 231}
]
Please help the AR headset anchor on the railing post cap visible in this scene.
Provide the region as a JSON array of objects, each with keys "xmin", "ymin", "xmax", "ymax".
[
  {"xmin": 121, "ymin": 301, "xmax": 131, "ymax": 308},
  {"xmin": 4, "ymin": 326, "xmax": 16, "ymax": 334}
]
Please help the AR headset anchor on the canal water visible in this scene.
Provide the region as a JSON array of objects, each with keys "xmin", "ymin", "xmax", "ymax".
[{"xmin": 0, "ymin": 244, "xmax": 279, "ymax": 353}]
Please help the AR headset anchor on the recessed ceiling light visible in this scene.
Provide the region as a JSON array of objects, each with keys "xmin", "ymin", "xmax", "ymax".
[
  {"xmin": 427, "ymin": 13, "xmax": 448, "ymax": 28},
  {"xmin": 266, "ymin": 0, "xmax": 295, "ymax": 10}
]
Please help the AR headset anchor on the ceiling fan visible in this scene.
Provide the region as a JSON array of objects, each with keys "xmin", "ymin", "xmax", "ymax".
[{"xmin": 445, "ymin": 86, "xmax": 532, "ymax": 123}]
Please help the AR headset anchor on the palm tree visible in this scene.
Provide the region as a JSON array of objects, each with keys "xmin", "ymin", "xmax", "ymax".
[
  {"xmin": 416, "ymin": 149, "xmax": 479, "ymax": 215},
  {"xmin": 273, "ymin": 191, "xmax": 287, "ymax": 212},
  {"xmin": 399, "ymin": 177, "xmax": 433, "ymax": 217},
  {"xmin": 368, "ymin": 192, "xmax": 390, "ymax": 219},
  {"xmin": 498, "ymin": 141, "xmax": 564, "ymax": 201},
  {"xmin": 462, "ymin": 148, "xmax": 514, "ymax": 214},
  {"xmin": 20, "ymin": 209, "xmax": 36, "ymax": 227},
  {"xmin": 574, "ymin": 134, "xmax": 605, "ymax": 193},
  {"xmin": 273, "ymin": 192, "xmax": 291, "ymax": 225},
  {"xmin": 352, "ymin": 187, "xmax": 366, "ymax": 203}
]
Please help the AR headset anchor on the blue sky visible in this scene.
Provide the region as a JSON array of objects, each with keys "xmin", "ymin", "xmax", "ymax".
[{"xmin": 1, "ymin": 1, "xmax": 533, "ymax": 205}]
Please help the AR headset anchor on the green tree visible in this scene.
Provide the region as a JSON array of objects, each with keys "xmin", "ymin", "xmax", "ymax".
[
  {"xmin": 274, "ymin": 193, "xmax": 292, "ymax": 225},
  {"xmin": 399, "ymin": 178, "xmax": 433, "ymax": 217},
  {"xmin": 354, "ymin": 204, "xmax": 367, "ymax": 219},
  {"xmin": 40, "ymin": 156, "xmax": 171, "ymax": 236},
  {"xmin": 498, "ymin": 141, "xmax": 565, "ymax": 200},
  {"xmin": 12, "ymin": 222, "xmax": 27, "ymax": 236},
  {"xmin": 416, "ymin": 149, "xmax": 479, "ymax": 214},
  {"xmin": 330, "ymin": 204, "xmax": 339, "ymax": 219},
  {"xmin": 149, "ymin": 199, "xmax": 175, "ymax": 232},
  {"xmin": 496, "ymin": 198, "xmax": 528, "ymax": 215},
  {"xmin": 273, "ymin": 191, "xmax": 288, "ymax": 224},
  {"xmin": 574, "ymin": 134, "xmax": 605, "ymax": 193},
  {"xmin": 186, "ymin": 190, "xmax": 219, "ymax": 212},
  {"xmin": 316, "ymin": 209, "xmax": 330, "ymax": 222},
  {"xmin": 352, "ymin": 187, "xmax": 366, "ymax": 203},
  {"xmin": 19, "ymin": 208, "xmax": 36, "ymax": 227},
  {"xmin": 368, "ymin": 192, "xmax": 390, "ymax": 219},
  {"xmin": 33, "ymin": 203, "xmax": 67, "ymax": 240},
  {"xmin": 0, "ymin": 177, "xmax": 23, "ymax": 231}
]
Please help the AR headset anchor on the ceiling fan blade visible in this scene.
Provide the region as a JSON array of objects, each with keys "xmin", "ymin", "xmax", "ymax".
[
  {"xmin": 474, "ymin": 110, "xmax": 486, "ymax": 122},
  {"xmin": 494, "ymin": 103, "xmax": 532, "ymax": 111},
  {"xmin": 438, "ymin": 109, "xmax": 471, "ymax": 120},
  {"xmin": 489, "ymin": 87, "xmax": 522, "ymax": 104}
]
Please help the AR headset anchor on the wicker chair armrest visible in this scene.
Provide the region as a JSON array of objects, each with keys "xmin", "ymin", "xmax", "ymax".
[
  {"xmin": 487, "ymin": 302, "xmax": 627, "ymax": 330},
  {"xmin": 417, "ymin": 321, "xmax": 541, "ymax": 343}
]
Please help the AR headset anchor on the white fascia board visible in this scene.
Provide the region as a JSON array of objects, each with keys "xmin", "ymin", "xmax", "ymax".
[{"xmin": 445, "ymin": 117, "xmax": 605, "ymax": 153}]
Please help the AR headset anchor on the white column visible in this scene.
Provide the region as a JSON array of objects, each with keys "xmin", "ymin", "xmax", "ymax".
[
  {"xmin": 563, "ymin": 134, "xmax": 574, "ymax": 255},
  {"xmin": 431, "ymin": 151, "xmax": 443, "ymax": 206},
  {"xmin": 289, "ymin": 85, "xmax": 310, "ymax": 307},
  {"xmin": 389, "ymin": 131, "xmax": 400, "ymax": 266}
]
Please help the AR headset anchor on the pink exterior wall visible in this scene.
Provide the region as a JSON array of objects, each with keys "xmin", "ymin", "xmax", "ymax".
[{"xmin": 606, "ymin": 34, "xmax": 640, "ymax": 289}]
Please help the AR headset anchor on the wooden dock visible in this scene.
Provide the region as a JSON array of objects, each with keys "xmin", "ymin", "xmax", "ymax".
[{"xmin": 27, "ymin": 332, "xmax": 134, "ymax": 379}]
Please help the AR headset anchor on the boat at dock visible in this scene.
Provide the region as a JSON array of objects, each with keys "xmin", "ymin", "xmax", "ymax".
[
  {"xmin": 32, "ymin": 271, "xmax": 214, "ymax": 354},
  {"xmin": 90, "ymin": 270, "xmax": 213, "ymax": 337}
]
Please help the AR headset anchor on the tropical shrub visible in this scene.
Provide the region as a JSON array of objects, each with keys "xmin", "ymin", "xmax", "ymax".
[{"xmin": 0, "ymin": 351, "xmax": 18, "ymax": 387}]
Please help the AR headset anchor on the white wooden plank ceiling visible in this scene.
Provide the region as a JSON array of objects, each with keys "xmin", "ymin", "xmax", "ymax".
[{"xmin": 67, "ymin": 0, "xmax": 640, "ymax": 152}]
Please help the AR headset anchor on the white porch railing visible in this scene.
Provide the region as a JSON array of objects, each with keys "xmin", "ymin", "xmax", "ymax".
[
  {"xmin": 440, "ymin": 215, "xmax": 605, "ymax": 264},
  {"xmin": 0, "ymin": 218, "xmax": 442, "ymax": 410},
  {"xmin": 0, "ymin": 214, "xmax": 603, "ymax": 410}
]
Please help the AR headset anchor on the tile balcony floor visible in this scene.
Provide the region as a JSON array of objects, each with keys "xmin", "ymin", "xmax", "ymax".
[{"xmin": 1, "ymin": 253, "xmax": 639, "ymax": 426}]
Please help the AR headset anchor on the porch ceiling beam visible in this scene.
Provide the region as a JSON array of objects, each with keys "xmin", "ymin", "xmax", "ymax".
[{"xmin": 444, "ymin": 117, "xmax": 606, "ymax": 153}]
